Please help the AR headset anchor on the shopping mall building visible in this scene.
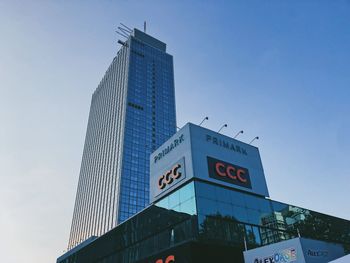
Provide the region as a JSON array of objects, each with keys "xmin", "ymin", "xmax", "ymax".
[{"xmin": 57, "ymin": 123, "xmax": 350, "ymax": 263}]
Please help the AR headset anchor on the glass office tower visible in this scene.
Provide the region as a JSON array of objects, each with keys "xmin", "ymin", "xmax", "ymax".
[{"xmin": 68, "ymin": 28, "xmax": 176, "ymax": 249}]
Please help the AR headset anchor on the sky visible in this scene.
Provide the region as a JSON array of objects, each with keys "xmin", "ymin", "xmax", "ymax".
[{"xmin": 0, "ymin": 1, "xmax": 349, "ymax": 262}]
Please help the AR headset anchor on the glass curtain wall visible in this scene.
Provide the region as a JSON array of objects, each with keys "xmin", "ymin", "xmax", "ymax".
[{"xmin": 195, "ymin": 181, "xmax": 350, "ymax": 250}]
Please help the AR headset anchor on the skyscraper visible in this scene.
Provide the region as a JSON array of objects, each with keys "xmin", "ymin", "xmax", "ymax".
[{"xmin": 68, "ymin": 28, "xmax": 176, "ymax": 249}]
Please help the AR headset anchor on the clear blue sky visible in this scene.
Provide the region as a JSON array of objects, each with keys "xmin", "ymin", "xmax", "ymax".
[{"xmin": 0, "ymin": 1, "xmax": 349, "ymax": 262}]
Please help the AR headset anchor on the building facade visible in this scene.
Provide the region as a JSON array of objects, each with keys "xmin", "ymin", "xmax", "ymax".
[
  {"xmin": 68, "ymin": 28, "xmax": 176, "ymax": 249},
  {"xmin": 59, "ymin": 123, "xmax": 350, "ymax": 262}
]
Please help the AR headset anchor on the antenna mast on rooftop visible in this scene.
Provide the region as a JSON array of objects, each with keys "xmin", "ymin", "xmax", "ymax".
[
  {"xmin": 144, "ymin": 21, "xmax": 147, "ymax": 33},
  {"xmin": 116, "ymin": 23, "xmax": 132, "ymax": 47},
  {"xmin": 116, "ymin": 23, "xmax": 132, "ymax": 38}
]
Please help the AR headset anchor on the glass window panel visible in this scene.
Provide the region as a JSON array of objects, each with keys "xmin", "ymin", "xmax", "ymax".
[
  {"xmin": 258, "ymin": 199, "xmax": 273, "ymax": 213},
  {"xmin": 180, "ymin": 197, "xmax": 196, "ymax": 215},
  {"xmin": 198, "ymin": 198, "xmax": 218, "ymax": 216},
  {"xmin": 218, "ymin": 202, "xmax": 233, "ymax": 217},
  {"xmin": 215, "ymin": 186, "xmax": 231, "ymax": 204},
  {"xmin": 172, "ymin": 205, "xmax": 180, "ymax": 213},
  {"xmin": 179, "ymin": 182, "xmax": 194, "ymax": 202},
  {"xmin": 155, "ymin": 197, "xmax": 168, "ymax": 209},
  {"xmin": 272, "ymin": 201, "xmax": 288, "ymax": 213},
  {"xmin": 168, "ymin": 189, "xmax": 180, "ymax": 209},
  {"xmin": 244, "ymin": 195, "xmax": 260, "ymax": 210},
  {"xmin": 198, "ymin": 214, "xmax": 207, "ymax": 233},
  {"xmin": 252, "ymin": 226, "xmax": 262, "ymax": 246},
  {"xmin": 230, "ymin": 189, "xmax": 245, "ymax": 207},
  {"xmin": 196, "ymin": 182, "xmax": 216, "ymax": 200},
  {"xmin": 232, "ymin": 205, "xmax": 248, "ymax": 223}
]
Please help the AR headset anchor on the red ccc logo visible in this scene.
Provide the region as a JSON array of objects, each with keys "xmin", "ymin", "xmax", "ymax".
[
  {"xmin": 155, "ymin": 255, "xmax": 175, "ymax": 263},
  {"xmin": 215, "ymin": 162, "xmax": 247, "ymax": 183},
  {"xmin": 207, "ymin": 156, "xmax": 252, "ymax": 189}
]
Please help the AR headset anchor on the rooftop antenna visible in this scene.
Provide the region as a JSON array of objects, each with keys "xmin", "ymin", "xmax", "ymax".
[
  {"xmin": 249, "ymin": 136, "xmax": 259, "ymax": 145},
  {"xmin": 120, "ymin": 23, "xmax": 132, "ymax": 32},
  {"xmin": 116, "ymin": 30, "xmax": 128, "ymax": 39},
  {"xmin": 144, "ymin": 21, "xmax": 147, "ymax": 33},
  {"xmin": 116, "ymin": 23, "xmax": 132, "ymax": 39},
  {"xmin": 116, "ymin": 23, "xmax": 132, "ymax": 47},
  {"xmin": 234, "ymin": 130, "xmax": 244, "ymax": 139},
  {"xmin": 199, "ymin": 116, "xmax": 209, "ymax": 126},
  {"xmin": 218, "ymin": 124, "xmax": 227, "ymax": 133}
]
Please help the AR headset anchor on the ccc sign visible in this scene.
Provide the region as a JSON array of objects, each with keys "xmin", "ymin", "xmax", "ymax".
[
  {"xmin": 155, "ymin": 255, "xmax": 175, "ymax": 263},
  {"xmin": 158, "ymin": 163, "xmax": 182, "ymax": 190},
  {"xmin": 207, "ymin": 156, "xmax": 252, "ymax": 189}
]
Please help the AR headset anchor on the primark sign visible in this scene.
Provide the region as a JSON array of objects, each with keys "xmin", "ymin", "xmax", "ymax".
[
  {"xmin": 205, "ymin": 134, "xmax": 248, "ymax": 156},
  {"xmin": 154, "ymin": 134, "xmax": 184, "ymax": 163}
]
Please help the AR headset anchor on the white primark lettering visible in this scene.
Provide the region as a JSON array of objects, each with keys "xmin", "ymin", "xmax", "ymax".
[{"xmin": 154, "ymin": 134, "xmax": 184, "ymax": 163}]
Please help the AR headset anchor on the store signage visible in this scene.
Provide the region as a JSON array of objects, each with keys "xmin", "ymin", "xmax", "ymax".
[
  {"xmin": 154, "ymin": 134, "xmax": 184, "ymax": 163},
  {"xmin": 253, "ymin": 247, "xmax": 297, "ymax": 263},
  {"xmin": 158, "ymin": 163, "xmax": 182, "ymax": 190},
  {"xmin": 307, "ymin": 249, "xmax": 328, "ymax": 257},
  {"xmin": 207, "ymin": 156, "xmax": 252, "ymax": 189},
  {"xmin": 205, "ymin": 134, "xmax": 248, "ymax": 156},
  {"xmin": 155, "ymin": 255, "xmax": 175, "ymax": 263}
]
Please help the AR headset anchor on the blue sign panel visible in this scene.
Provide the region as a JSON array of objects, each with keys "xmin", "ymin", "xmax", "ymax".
[{"xmin": 150, "ymin": 123, "xmax": 269, "ymax": 203}]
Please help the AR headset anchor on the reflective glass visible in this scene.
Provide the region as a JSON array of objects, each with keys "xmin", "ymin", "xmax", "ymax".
[
  {"xmin": 244, "ymin": 194, "xmax": 260, "ymax": 210},
  {"xmin": 246, "ymin": 208, "xmax": 261, "ymax": 225},
  {"xmin": 154, "ymin": 182, "xmax": 197, "ymax": 216},
  {"xmin": 195, "ymin": 181, "xmax": 216, "ymax": 200},
  {"xmin": 229, "ymin": 188, "xmax": 245, "ymax": 207},
  {"xmin": 118, "ymin": 35, "xmax": 176, "ymax": 223},
  {"xmin": 180, "ymin": 197, "xmax": 196, "ymax": 215},
  {"xmin": 232, "ymin": 205, "xmax": 248, "ymax": 222},
  {"xmin": 168, "ymin": 189, "xmax": 180, "ymax": 209},
  {"xmin": 179, "ymin": 182, "xmax": 194, "ymax": 202},
  {"xmin": 196, "ymin": 180, "xmax": 350, "ymax": 249},
  {"xmin": 218, "ymin": 202, "xmax": 232, "ymax": 216},
  {"xmin": 215, "ymin": 186, "xmax": 231, "ymax": 203}
]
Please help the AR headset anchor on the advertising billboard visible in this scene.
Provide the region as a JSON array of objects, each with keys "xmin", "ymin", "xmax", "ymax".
[
  {"xmin": 243, "ymin": 237, "xmax": 346, "ymax": 263},
  {"xmin": 150, "ymin": 123, "xmax": 269, "ymax": 203}
]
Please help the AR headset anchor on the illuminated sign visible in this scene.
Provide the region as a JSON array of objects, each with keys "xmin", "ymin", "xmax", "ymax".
[
  {"xmin": 253, "ymin": 248, "xmax": 297, "ymax": 263},
  {"xmin": 155, "ymin": 255, "xmax": 175, "ymax": 263},
  {"xmin": 154, "ymin": 134, "xmax": 184, "ymax": 163},
  {"xmin": 207, "ymin": 156, "xmax": 252, "ymax": 189}
]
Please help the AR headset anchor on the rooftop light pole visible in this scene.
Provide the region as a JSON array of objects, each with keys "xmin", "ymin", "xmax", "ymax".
[
  {"xmin": 249, "ymin": 136, "xmax": 259, "ymax": 145},
  {"xmin": 199, "ymin": 116, "xmax": 209, "ymax": 126},
  {"xmin": 234, "ymin": 130, "xmax": 244, "ymax": 139},
  {"xmin": 218, "ymin": 124, "xmax": 227, "ymax": 133}
]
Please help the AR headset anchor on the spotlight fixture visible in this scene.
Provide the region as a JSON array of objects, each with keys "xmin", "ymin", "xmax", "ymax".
[
  {"xmin": 199, "ymin": 116, "xmax": 209, "ymax": 126},
  {"xmin": 218, "ymin": 124, "xmax": 228, "ymax": 133},
  {"xmin": 249, "ymin": 136, "xmax": 259, "ymax": 145},
  {"xmin": 233, "ymin": 130, "xmax": 244, "ymax": 139}
]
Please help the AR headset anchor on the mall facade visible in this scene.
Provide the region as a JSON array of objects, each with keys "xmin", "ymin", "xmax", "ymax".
[{"xmin": 58, "ymin": 123, "xmax": 350, "ymax": 263}]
